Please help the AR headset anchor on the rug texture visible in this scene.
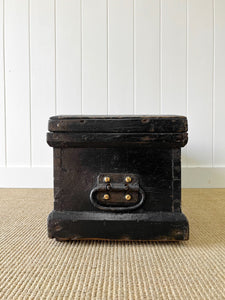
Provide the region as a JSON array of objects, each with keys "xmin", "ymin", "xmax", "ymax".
[{"xmin": 0, "ymin": 189, "xmax": 224, "ymax": 300}]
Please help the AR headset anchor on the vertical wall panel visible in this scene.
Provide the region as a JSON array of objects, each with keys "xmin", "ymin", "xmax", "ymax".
[
  {"xmin": 2, "ymin": 0, "xmax": 225, "ymax": 187},
  {"xmin": 0, "ymin": 0, "xmax": 5, "ymax": 166},
  {"xmin": 56, "ymin": 0, "xmax": 81, "ymax": 114},
  {"xmin": 135, "ymin": 0, "xmax": 160, "ymax": 114},
  {"xmin": 4, "ymin": 0, "xmax": 30, "ymax": 166},
  {"xmin": 214, "ymin": 0, "xmax": 225, "ymax": 166},
  {"xmin": 108, "ymin": 0, "xmax": 134, "ymax": 114},
  {"xmin": 161, "ymin": 0, "xmax": 188, "ymax": 166},
  {"xmin": 187, "ymin": 0, "xmax": 213, "ymax": 166},
  {"xmin": 161, "ymin": 0, "xmax": 187, "ymax": 115},
  {"xmin": 82, "ymin": 0, "xmax": 107, "ymax": 114},
  {"xmin": 30, "ymin": 0, "xmax": 55, "ymax": 166}
]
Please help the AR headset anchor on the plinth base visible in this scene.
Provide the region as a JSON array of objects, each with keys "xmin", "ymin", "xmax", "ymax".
[{"xmin": 48, "ymin": 211, "xmax": 189, "ymax": 241}]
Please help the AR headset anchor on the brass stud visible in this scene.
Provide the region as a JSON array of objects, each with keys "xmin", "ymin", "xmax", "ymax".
[
  {"xmin": 125, "ymin": 176, "xmax": 132, "ymax": 183},
  {"xmin": 103, "ymin": 194, "xmax": 110, "ymax": 200},
  {"xmin": 104, "ymin": 176, "xmax": 110, "ymax": 183},
  {"xmin": 125, "ymin": 194, "xmax": 132, "ymax": 201}
]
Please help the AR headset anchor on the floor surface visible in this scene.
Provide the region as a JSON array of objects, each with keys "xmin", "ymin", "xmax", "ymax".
[{"xmin": 0, "ymin": 189, "xmax": 224, "ymax": 299}]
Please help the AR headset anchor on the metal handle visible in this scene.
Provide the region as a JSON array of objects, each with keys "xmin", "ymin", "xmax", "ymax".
[{"xmin": 90, "ymin": 173, "xmax": 145, "ymax": 212}]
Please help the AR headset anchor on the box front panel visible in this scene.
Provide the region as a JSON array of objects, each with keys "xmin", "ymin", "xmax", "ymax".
[{"xmin": 53, "ymin": 147, "xmax": 180, "ymax": 212}]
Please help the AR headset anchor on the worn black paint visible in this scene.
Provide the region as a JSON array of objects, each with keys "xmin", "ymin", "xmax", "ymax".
[{"xmin": 47, "ymin": 115, "xmax": 189, "ymax": 241}]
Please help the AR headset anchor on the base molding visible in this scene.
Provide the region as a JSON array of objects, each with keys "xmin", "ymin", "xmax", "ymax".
[
  {"xmin": 0, "ymin": 166, "xmax": 53, "ymax": 188},
  {"xmin": 0, "ymin": 166, "xmax": 225, "ymax": 188},
  {"xmin": 182, "ymin": 167, "xmax": 225, "ymax": 188}
]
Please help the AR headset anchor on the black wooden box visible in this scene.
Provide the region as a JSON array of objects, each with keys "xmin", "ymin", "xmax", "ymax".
[{"xmin": 47, "ymin": 115, "xmax": 189, "ymax": 241}]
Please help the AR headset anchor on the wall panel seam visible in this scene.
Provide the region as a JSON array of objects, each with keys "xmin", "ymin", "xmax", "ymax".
[
  {"xmin": 133, "ymin": 0, "xmax": 135, "ymax": 114},
  {"xmin": 212, "ymin": 0, "xmax": 215, "ymax": 167},
  {"xmin": 186, "ymin": 0, "xmax": 189, "ymax": 166},
  {"xmin": 186, "ymin": 0, "xmax": 189, "ymax": 167},
  {"xmin": 159, "ymin": 0, "xmax": 162, "ymax": 114},
  {"xmin": 54, "ymin": 0, "xmax": 57, "ymax": 115},
  {"xmin": 80, "ymin": 0, "xmax": 83, "ymax": 115},
  {"xmin": 28, "ymin": 0, "xmax": 32, "ymax": 166},
  {"xmin": 3, "ymin": 0, "xmax": 6, "ymax": 166},
  {"xmin": 186, "ymin": 0, "xmax": 189, "ymax": 119},
  {"xmin": 106, "ymin": 0, "xmax": 109, "ymax": 115}
]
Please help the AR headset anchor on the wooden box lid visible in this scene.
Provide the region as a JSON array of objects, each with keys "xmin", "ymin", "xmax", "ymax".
[{"xmin": 48, "ymin": 115, "xmax": 187, "ymax": 133}]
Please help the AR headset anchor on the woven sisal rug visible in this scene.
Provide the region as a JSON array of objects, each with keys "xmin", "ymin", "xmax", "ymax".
[{"xmin": 0, "ymin": 189, "xmax": 224, "ymax": 299}]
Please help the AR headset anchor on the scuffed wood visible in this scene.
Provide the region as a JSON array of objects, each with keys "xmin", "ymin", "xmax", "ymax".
[
  {"xmin": 48, "ymin": 115, "xmax": 188, "ymax": 133},
  {"xmin": 47, "ymin": 115, "xmax": 189, "ymax": 241}
]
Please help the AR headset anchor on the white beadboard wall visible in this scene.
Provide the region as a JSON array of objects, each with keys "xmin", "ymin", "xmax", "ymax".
[{"xmin": 0, "ymin": 0, "xmax": 225, "ymax": 188}]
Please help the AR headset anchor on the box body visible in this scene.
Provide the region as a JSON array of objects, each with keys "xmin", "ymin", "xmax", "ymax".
[{"xmin": 47, "ymin": 116, "xmax": 189, "ymax": 241}]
